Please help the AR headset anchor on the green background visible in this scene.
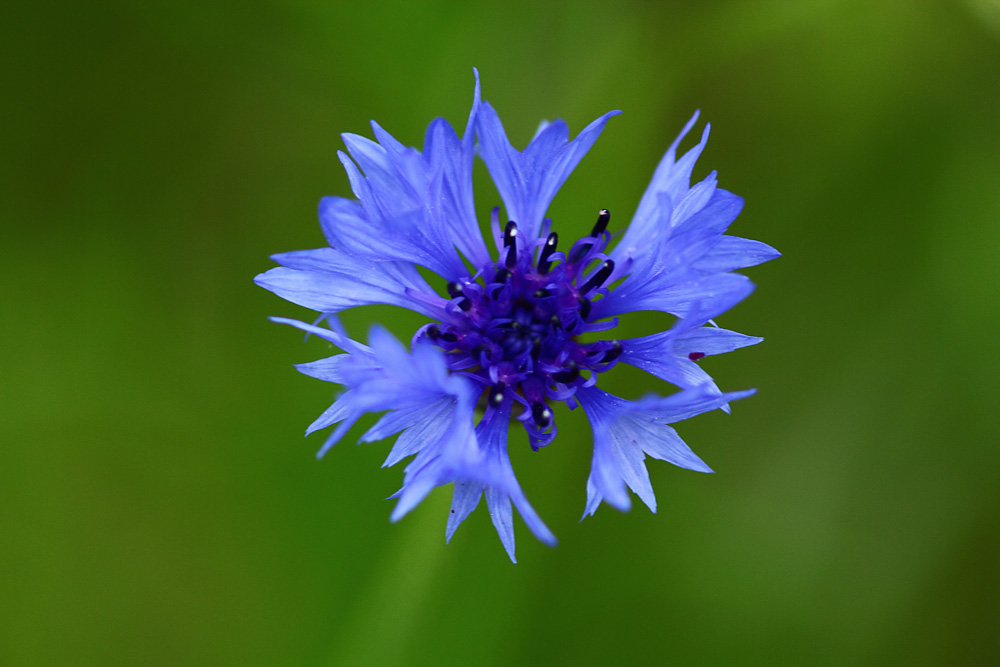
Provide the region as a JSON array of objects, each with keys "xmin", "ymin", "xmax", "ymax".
[{"xmin": 4, "ymin": 1, "xmax": 998, "ymax": 664}]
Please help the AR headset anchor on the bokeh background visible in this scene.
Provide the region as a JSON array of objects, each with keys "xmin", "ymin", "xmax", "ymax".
[{"xmin": 4, "ymin": 0, "xmax": 999, "ymax": 664}]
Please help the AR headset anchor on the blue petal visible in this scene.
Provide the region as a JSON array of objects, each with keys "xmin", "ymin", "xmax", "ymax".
[
  {"xmin": 270, "ymin": 323, "xmax": 484, "ymax": 493},
  {"xmin": 620, "ymin": 306, "xmax": 762, "ymax": 393},
  {"xmin": 600, "ymin": 183, "xmax": 751, "ymax": 320},
  {"xmin": 287, "ymin": 326, "xmax": 488, "ymax": 524},
  {"xmin": 615, "ymin": 113, "xmax": 709, "ymax": 258},
  {"xmin": 255, "ymin": 248, "xmax": 447, "ymax": 320},
  {"xmin": 578, "ymin": 388, "xmax": 658, "ymax": 516},
  {"xmin": 342, "ymin": 330, "xmax": 465, "ymax": 410},
  {"xmin": 341, "ymin": 132, "xmax": 419, "ymax": 200},
  {"xmin": 417, "ymin": 72, "xmax": 491, "ymax": 268},
  {"xmin": 621, "ymin": 331, "xmax": 718, "ymax": 391},
  {"xmin": 672, "ymin": 326, "xmax": 763, "ymax": 357},
  {"xmin": 389, "ymin": 409, "xmax": 482, "ymax": 523},
  {"xmin": 609, "ymin": 184, "xmax": 742, "ymax": 278},
  {"xmin": 478, "ymin": 401, "xmax": 557, "ymax": 557},
  {"xmin": 390, "ymin": 474, "xmax": 439, "ymax": 522},
  {"xmin": 592, "ymin": 270, "xmax": 755, "ymax": 320},
  {"xmin": 333, "ymin": 150, "xmax": 470, "ymax": 281},
  {"xmin": 692, "ymin": 236, "xmax": 782, "ymax": 272},
  {"xmin": 578, "ymin": 386, "xmax": 755, "ymax": 517},
  {"xmin": 364, "ymin": 398, "xmax": 458, "ymax": 467},
  {"xmin": 294, "ymin": 355, "xmax": 350, "ymax": 383},
  {"xmin": 442, "ymin": 400, "xmax": 557, "ymax": 561},
  {"xmin": 607, "ymin": 114, "xmax": 773, "ymax": 326},
  {"xmin": 670, "ymin": 171, "xmax": 719, "ymax": 227},
  {"xmin": 657, "ymin": 187, "xmax": 745, "ymax": 271},
  {"xmin": 639, "ymin": 386, "xmax": 756, "ymax": 424},
  {"xmin": 583, "ymin": 441, "xmax": 630, "ymax": 516},
  {"xmin": 672, "ymin": 186, "xmax": 743, "ymax": 242},
  {"xmin": 477, "ymin": 100, "xmax": 621, "ymax": 241},
  {"xmin": 421, "ymin": 118, "xmax": 491, "ymax": 268},
  {"xmin": 485, "ymin": 486, "xmax": 516, "ymax": 562},
  {"xmin": 447, "ymin": 481, "xmax": 484, "ymax": 543},
  {"xmin": 304, "ymin": 393, "xmax": 356, "ymax": 437},
  {"xmin": 319, "ymin": 73, "xmax": 489, "ymax": 281},
  {"xmin": 268, "ymin": 316, "xmax": 370, "ymax": 354}
]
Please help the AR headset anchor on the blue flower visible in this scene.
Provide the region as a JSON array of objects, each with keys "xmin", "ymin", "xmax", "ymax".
[{"xmin": 255, "ymin": 70, "xmax": 778, "ymax": 562}]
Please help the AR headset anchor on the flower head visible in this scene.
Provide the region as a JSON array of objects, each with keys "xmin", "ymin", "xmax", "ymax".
[{"xmin": 255, "ymin": 70, "xmax": 778, "ymax": 561}]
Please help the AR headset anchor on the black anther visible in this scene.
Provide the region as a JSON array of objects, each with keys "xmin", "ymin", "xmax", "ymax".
[
  {"xmin": 533, "ymin": 288, "xmax": 551, "ymax": 298},
  {"xmin": 577, "ymin": 297, "xmax": 592, "ymax": 320},
  {"xmin": 552, "ymin": 363, "xmax": 579, "ymax": 384},
  {"xmin": 505, "ymin": 243, "xmax": 517, "ymax": 268},
  {"xmin": 537, "ymin": 233, "xmax": 558, "ymax": 274},
  {"xmin": 489, "ymin": 382, "xmax": 507, "ymax": 407},
  {"xmin": 602, "ymin": 340, "xmax": 623, "ymax": 363},
  {"xmin": 494, "ymin": 268, "xmax": 509, "ymax": 283},
  {"xmin": 447, "ymin": 282, "xmax": 471, "ymax": 310},
  {"xmin": 531, "ymin": 402, "xmax": 552, "ymax": 428},
  {"xmin": 581, "ymin": 259, "xmax": 615, "ymax": 294},
  {"xmin": 503, "ymin": 221, "xmax": 518, "ymax": 247},
  {"xmin": 591, "ymin": 209, "xmax": 610, "ymax": 236}
]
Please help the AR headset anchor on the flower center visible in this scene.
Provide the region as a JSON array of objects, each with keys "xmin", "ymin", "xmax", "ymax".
[{"xmin": 419, "ymin": 209, "xmax": 623, "ymax": 449}]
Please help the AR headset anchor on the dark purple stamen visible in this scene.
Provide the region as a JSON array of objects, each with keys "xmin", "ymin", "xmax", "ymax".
[
  {"xmin": 503, "ymin": 221, "xmax": 519, "ymax": 267},
  {"xmin": 591, "ymin": 208, "xmax": 610, "ymax": 236},
  {"xmin": 688, "ymin": 352, "xmax": 706, "ymax": 361},
  {"xmin": 602, "ymin": 340, "xmax": 623, "ymax": 363},
  {"xmin": 580, "ymin": 259, "xmax": 615, "ymax": 294},
  {"xmin": 447, "ymin": 281, "xmax": 472, "ymax": 311},
  {"xmin": 503, "ymin": 220, "xmax": 517, "ymax": 247},
  {"xmin": 505, "ymin": 243, "xmax": 517, "ymax": 268},
  {"xmin": 423, "ymin": 209, "xmax": 622, "ymax": 449},
  {"xmin": 531, "ymin": 401, "xmax": 552, "ymax": 428},
  {"xmin": 538, "ymin": 233, "xmax": 558, "ymax": 274},
  {"xmin": 489, "ymin": 382, "xmax": 507, "ymax": 406},
  {"xmin": 552, "ymin": 363, "xmax": 579, "ymax": 384}
]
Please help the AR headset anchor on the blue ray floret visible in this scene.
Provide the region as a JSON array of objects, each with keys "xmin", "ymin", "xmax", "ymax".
[{"xmin": 255, "ymin": 70, "xmax": 778, "ymax": 562}]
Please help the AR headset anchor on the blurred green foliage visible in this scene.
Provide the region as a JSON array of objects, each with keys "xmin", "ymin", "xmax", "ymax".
[{"xmin": 2, "ymin": 1, "xmax": 998, "ymax": 664}]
